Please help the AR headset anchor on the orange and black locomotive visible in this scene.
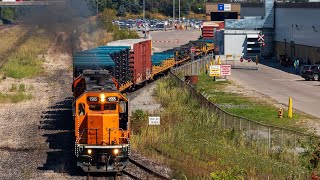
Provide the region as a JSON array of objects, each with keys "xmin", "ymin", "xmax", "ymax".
[{"xmin": 72, "ymin": 70, "xmax": 130, "ymax": 172}]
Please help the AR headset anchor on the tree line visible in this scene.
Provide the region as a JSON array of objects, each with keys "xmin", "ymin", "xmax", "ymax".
[
  {"xmin": 90, "ymin": 0, "xmax": 206, "ymax": 17},
  {"xmin": 0, "ymin": 0, "xmax": 205, "ymax": 21}
]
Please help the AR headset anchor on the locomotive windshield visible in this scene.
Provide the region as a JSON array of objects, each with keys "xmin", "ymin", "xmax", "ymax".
[
  {"xmin": 89, "ymin": 104, "xmax": 101, "ymax": 111},
  {"xmin": 104, "ymin": 104, "xmax": 116, "ymax": 110},
  {"xmin": 88, "ymin": 103, "xmax": 117, "ymax": 111}
]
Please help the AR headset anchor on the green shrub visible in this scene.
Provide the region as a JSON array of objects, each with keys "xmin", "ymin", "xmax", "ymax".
[{"xmin": 131, "ymin": 109, "xmax": 148, "ymax": 135}]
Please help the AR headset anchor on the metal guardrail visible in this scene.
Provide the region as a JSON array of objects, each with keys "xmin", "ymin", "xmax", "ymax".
[{"xmin": 171, "ymin": 56, "xmax": 319, "ymax": 166}]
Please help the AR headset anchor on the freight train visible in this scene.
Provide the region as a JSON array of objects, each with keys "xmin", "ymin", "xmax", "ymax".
[{"xmin": 72, "ymin": 38, "xmax": 214, "ymax": 173}]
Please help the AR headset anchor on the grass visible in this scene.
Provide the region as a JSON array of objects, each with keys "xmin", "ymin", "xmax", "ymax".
[
  {"xmin": 0, "ymin": 92, "xmax": 32, "ymax": 103},
  {"xmin": 130, "ymin": 76, "xmax": 312, "ymax": 179},
  {"xmin": 0, "ymin": 27, "xmax": 53, "ymax": 79},
  {"xmin": 0, "ymin": 27, "xmax": 28, "ymax": 56},
  {"xmin": 196, "ymin": 73, "xmax": 316, "ymax": 132},
  {"xmin": 1, "ymin": 83, "xmax": 32, "ymax": 103}
]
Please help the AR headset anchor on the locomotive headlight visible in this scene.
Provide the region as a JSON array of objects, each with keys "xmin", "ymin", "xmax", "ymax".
[
  {"xmin": 100, "ymin": 94, "xmax": 105, "ymax": 103},
  {"xmin": 113, "ymin": 149, "xmax": 119, "ymax": 155},
  {"xmin": 87, "ymin": 149, "xmax": 92, "ymax": 155}
]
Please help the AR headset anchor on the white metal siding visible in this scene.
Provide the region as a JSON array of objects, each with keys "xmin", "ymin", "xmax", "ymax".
[
  {"xmin": 274, "ymin": 8, "xmax": 320, "ymax": 47},
  {"xmin": 224, "ymin": 34, "xmax": 247, "ymax": 56}
]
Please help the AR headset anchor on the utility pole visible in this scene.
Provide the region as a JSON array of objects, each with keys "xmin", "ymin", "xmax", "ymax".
[
  {"xmin": 173, "ymin": 0, "xmax": 175, "ymax": 22},
  {"xmin": 143, "ymin": 0, "xmax": 145, "ymax": 21},
  {"xmin": 96, "ymin": 0, "xmax": 99, "ymax": 15},
  {"xmin": 143, "ymin": 0, "xmax": 146, "ymax": 39},
  {"xmin": 178, "ymin": 0, "xmax": 180, "ymax": 22}
]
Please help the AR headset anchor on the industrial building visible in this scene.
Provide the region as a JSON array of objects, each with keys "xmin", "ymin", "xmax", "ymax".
[{"xmin": 206, "ymin": 1, "xmax": 320, "ymax": 64}]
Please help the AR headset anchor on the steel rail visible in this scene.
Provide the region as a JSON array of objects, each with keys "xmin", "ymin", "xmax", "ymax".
[
  {"xmin": 129, "ymin": 158, "xmax": 170, "ymax": 180},
  {"xmin": 122, "ymin": 170, "xmax": 142, "ymax": 180}
]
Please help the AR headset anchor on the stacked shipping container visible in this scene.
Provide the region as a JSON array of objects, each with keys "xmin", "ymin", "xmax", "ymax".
[
  {"xmin": 202, "ymin": 21, "xmax": 224, "ymax": 39},
  {"xmin": 107, "ymin": 39, "xmax": 152, "ymax": 85}
]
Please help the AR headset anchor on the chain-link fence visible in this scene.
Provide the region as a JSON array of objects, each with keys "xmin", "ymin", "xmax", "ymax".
[{"xmin": 171, "ymin": 57, "xmax": 319, "ymax": 166}]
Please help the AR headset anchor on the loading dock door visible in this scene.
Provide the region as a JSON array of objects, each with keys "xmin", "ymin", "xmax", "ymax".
[{"xmin": 211, "ymin": 12, "xmax": 238, "ymax": 21}]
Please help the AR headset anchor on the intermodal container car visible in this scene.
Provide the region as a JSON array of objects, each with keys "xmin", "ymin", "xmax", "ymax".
[{"xmin": 107, "ymin": 39, "xmax": 152, "ymax": 85}]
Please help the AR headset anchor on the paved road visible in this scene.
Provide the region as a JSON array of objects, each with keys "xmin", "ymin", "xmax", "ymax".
[
  {"xmin": 143, "ymin": 30, "xmax": 320, "ymax": 119},
  {"xmin": 229, "ymin": 64, "xmax": 320, "ymax": 118}
]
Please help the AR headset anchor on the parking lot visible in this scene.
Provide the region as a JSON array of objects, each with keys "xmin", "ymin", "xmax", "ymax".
[{"xmin": 112, "ymin": 18, "xmax": 203, "ymax": 32}]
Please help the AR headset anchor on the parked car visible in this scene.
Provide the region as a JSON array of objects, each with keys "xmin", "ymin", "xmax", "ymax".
[
  {"xmin": 155, "ymin": 23, "xmax": 165, "ymax": 30},
  {"xmin": 301, "ymin": 65, "xmax": 320, "ymax": 81},
  {"xmin": 314, "ymin": 65, "xmax": 320, "ymax": 81}
]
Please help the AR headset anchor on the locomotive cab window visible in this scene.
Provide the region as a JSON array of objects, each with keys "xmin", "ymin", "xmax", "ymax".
[
  {"xmin": 104, "ymin": 103, "xmax": 116, "ymax": 110},
  {"xmin": 89, "ymin": 104, "xmax": 101, "ymax": 111},
  {"xmin": 119, "ymin": 100, "xmax": 126, "ymax": 113},
  {"xmin": 78, "ymin": 103, "xmax": 85, "ymax": 116}
]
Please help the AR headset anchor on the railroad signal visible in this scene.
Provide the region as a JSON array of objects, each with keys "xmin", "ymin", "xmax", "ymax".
[
  {"xmin": 258, "ymin": 33, "xmax": 265, "ymax": 47},
  {"xmin": 258, "ymin": 33, "xmax": 265, "ymax": 42}
]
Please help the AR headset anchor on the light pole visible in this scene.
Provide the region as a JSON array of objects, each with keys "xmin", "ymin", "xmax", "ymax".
[
  {"xmin": 178, "ymin": 0, "xmax": 180, "ymax": 22},
  {"xmin": 173, "ymin": 0, "xmax": 175, "ymax": 22},
  {"xmin": 143, "ymin": 0, "xmax": 145, "ymax": 21},
  {"xmin": 143, "ymin": 0, "xmax": 146, "ymax": 39},
  {"xmin": 96, "ymin": 0, "xmax": 99, "ymax": 15}
]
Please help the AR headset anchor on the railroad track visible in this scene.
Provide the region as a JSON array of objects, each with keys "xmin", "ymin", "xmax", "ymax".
[
  {"xmin": 124, "ymin": 157, "xmax": 170, "ymax": 180},
  {"xmin": 86, "ymin": 157, "xmax": 169, "ymax": 180}
]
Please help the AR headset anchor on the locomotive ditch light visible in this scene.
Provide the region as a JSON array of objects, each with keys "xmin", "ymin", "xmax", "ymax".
[
  {"xmin": 100, "ymin": 94, "xmax": 105, "ymax": 103},
  {"xmin": 87, "ymin": 149, "xmax": 92, "ymax": 155},
  {"xmin": 113, "ymin": 149, "xmax": 119, "ymax": 155}
]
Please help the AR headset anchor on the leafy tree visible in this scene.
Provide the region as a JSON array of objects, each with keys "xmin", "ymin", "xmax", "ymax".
[
  {"xmin": 89, "ymin": 0, "xmax": 207, "ymax": 17},
  {"xmin": 99, "ymin": 9, "xmax": 118, "ymax": 32},
  {"xmin": 117, "ymin": 4, "xmax": 126, "ymax": 16},
  {"xmin": 1, "ymin": 7, "xmax": 15, "ymax": 20}
]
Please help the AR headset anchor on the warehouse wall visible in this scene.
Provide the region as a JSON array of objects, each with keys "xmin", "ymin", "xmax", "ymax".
[
  {"xmin": 274, "ymin": 8, "xmax": 320, "ymax": 47},
  {"xmin": 274, "ymin": 41, "xmax": 320, "ymax": 64}
]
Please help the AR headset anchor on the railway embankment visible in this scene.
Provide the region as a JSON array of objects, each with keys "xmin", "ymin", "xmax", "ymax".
[
  {"xmin": 131, "ymin": 75, "xmax": 315, "ymax": 179},
  {"xmin": 130, "ymin": 56, "xmax": 320, "ymax": 179}
]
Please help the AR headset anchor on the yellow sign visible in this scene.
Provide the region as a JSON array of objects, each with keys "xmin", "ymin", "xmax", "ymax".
[{"xmin": 209, "ymin": 65, "xmax": 220, "ymax": 77}]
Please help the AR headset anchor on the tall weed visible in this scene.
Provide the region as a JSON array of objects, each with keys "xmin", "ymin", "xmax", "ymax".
[{"xmin": 132, "ymin": 76, "xmax": 310, "ymax": 179}]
